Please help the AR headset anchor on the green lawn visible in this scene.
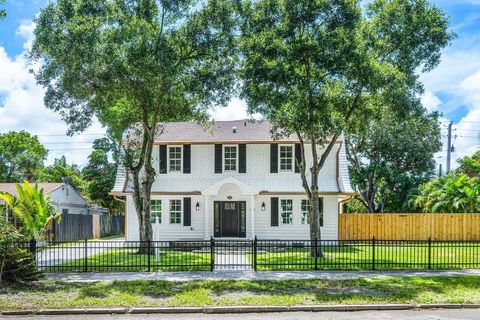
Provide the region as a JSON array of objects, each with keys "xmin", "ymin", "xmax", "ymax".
[
  {"xmin": 53, "ymin": 248, "xmax": 210, "ymax": 272},
  {"xmin": 1, "ymin": 276, "xmax": 480, "ymax": 310},
  {"xmin": 255, "ymin": 243, "xmax": 480, "ymax": 270}
]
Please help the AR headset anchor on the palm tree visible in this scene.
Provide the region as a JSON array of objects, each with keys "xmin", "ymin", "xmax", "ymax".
[{"xmin": 0, "ymin": 181, "xmax": 61, "ymax": 240}]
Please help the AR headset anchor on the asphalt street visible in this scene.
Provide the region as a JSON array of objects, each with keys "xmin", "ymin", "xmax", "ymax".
[{"xmin": 2, "ymin": 310, "xmax": 480, "ymax": 320}]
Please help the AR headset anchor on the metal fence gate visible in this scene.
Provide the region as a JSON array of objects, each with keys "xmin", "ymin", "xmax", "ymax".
[{"xmin": 213, "ymin": 240, "xmax": 253, "ymax": 270}]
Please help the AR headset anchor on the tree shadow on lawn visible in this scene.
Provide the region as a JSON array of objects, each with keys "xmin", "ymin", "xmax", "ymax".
[
  {"xmin": 73, "ymin": 276, "xmax": 480, "ymax": 303},
  {"xmin": 2, "ymin": 276, "xmax": 479, "ymax": 306}
]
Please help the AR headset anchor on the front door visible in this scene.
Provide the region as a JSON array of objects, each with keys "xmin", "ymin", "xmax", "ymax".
[
  {"xmin": 214, "ymin": 201, "xmax": 246, "ymax": 238},
  {"xmin": 222, "ymin": 202, "xmax": 238, "ymax": 237}
]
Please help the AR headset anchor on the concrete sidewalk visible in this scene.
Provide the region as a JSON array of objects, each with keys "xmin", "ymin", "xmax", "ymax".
[{"xmin": 44, "ymin": 269, "xmax": 480, "ymax": 282}]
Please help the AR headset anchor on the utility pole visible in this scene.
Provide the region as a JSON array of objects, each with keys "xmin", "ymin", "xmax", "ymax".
[
  {"xmin": 446, "ymin": 121, "xmax": 452, "ymax": 173},
  {"xmin": 438, "ymin": 163, "xmax": 442, "ymax": 177}
]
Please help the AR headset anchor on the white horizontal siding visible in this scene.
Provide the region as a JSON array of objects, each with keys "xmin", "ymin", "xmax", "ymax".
[
  {"xmin": 129, "ymin": 143, "xmax": 341, "ymax": 193},
  {"xmin": 125, "ymin": 194, "xmax": 339, "ymax": 241}
]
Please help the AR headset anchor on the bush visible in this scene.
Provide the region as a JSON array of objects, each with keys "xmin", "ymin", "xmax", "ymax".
[{"xmin": 0, "ymin": 220, "xmax": 42, "ymax": 283}]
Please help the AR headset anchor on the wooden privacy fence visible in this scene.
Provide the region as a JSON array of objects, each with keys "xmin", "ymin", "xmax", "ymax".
[
  {"xmin": 52, "ymin": 213, "xmax": 125, "ymax": 241},
  {"xmin": 339, "ymin": 213, "xmax": 480, "ymax": 240}
]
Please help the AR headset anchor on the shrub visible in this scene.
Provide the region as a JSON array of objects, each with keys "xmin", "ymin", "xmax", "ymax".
[{"xmin": 0, "ymin": 220, "xmax": 42, "ymax": 283}]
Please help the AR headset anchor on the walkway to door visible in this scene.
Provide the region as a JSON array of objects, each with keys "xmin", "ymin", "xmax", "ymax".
[{"xmin": 213, "ymin": 240, "xmax": 252, "ymax": 270}]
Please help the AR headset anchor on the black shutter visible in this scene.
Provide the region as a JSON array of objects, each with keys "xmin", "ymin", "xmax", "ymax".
[
  {"xmin": 295, "ymin": 143, "xmax": 301, "ymax": 173},
  {"xmin": 214, "ymin": 144, "xmax": 222, "ymax": 173},
  {"xmin": 239, "ymin": 144, "xmax": 247, "ymax": 173},
  {"xmin": 270, "ymin": 144, "xmax": 278, "ymax": 173},
  {"xmin": 159, "ymin": 145, "xmax": 167, "ymax": 174},
  {"xmin": 183, "ymin": 144, "xmax": 191, "ymax": 174},
  {"xmin": 183, "ymin": 197, "xmax": 191, "ymax": 226},
  {"xmin": 319, "ymin": 197, "xmax": 324, "ymax": 227},
  {"xmin": 271, "ymin": 197, "xmax": 279, "ymax": 227}
]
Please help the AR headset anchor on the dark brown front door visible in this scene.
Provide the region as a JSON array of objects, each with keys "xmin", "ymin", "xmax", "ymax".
[{"xmin": 214, "ymin": 201, "xmax": 246, "ymax": 238}]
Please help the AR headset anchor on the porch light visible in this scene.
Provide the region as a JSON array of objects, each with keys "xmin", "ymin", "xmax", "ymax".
[
  {"xmin": 261, "ymin": 201, "xmax": 265, "ymax": 211},
  {"xmin": 196, "ymin": 201, "xmax": 200, "ymax": 211}
]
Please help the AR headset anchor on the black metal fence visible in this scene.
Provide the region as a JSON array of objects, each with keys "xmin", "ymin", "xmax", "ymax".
[{"xmin": 20, "ymin": 237, "xmax": 480, "ymax": 272}]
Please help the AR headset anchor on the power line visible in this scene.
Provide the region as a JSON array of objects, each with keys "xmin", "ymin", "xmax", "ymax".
[
  {"xmin": 42, "ymin": 141, "xmax": 95, "ymax": 144},
  {"xmin": 35, "ymin": 133, "xmax": 106, "ymax": 137}
]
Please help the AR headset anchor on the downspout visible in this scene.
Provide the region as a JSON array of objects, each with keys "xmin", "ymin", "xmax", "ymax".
[{"xmin": 338, "ymin": 195, "xmax": 353, "ymax": 240}]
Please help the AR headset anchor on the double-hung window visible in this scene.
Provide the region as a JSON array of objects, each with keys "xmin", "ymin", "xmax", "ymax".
[
  {"xmin": 301, "ymin": 198, "xmax": 324, "ymax": 226},
  {"xmin": 279, "ymin": 145, "xmax": 293, "ymax": 171},
  {"xmin": 301, "ymin": 199, "xmax": 310, "ymax": 224},
  {"xmin": 169, "ymin": 199, "xmax": 182, "ymax": 224},
  {"xmin": 151, "ymin": 200, "xmax": 162, "ymax": 223},
  {"xmin": 224, "ymin": 145, "xmax": 237, "ymax": 171},
  {"xmin": 168, "ymin": 146, "xmax": 182, "ymax": 172},
  {"xmin": 280, "ymin": 199, "xmax": 293, "ymax": 224}
]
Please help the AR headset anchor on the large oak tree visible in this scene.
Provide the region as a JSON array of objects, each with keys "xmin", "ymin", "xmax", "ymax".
[
  {"xmin": 30, "ymin": 0, "xmax": 237, "ymax": 251},
  {"xmin": 238, "ymin": 0, "xmax": 452, "ymax": 254}
]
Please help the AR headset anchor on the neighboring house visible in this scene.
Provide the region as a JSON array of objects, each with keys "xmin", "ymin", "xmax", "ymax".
[
  {"xmin": 0, "ymin": 182, "xmax": 92, "ymax": 219},
  {"xmin": 111, "ymin": 119, "xmax": 354, "ymax": 241}
]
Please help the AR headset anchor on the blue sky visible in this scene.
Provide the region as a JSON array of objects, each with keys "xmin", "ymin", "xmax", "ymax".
[{"xmin": 0, "ymin": 0, "xmax": 479, "ymax": 168}]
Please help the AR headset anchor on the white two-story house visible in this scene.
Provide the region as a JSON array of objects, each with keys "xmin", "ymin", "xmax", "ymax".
[{"xmin": 111, "ymin": 119, "xmax": 354, "ymax": 241}]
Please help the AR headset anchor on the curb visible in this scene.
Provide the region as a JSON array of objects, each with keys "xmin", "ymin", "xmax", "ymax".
[{"xmin": 1, "ymin": 304, "xmax": 480, "ymax": 316}]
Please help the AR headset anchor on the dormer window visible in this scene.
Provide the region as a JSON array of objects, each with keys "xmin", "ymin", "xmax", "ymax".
[
  {"xmin": 168, "ymin": 146, "xmax": 182, "ymax": 172},
  {"xmin": 224, "ymin": 145, "xmax": 237, "ymax": 171},
  {"xmin": 279, "ymin": 145, "xmax": 293, "ymax": 171}
]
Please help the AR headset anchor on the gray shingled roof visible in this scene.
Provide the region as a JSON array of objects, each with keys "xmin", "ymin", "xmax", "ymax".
[
  {"xmin": 152, "ymin": 119, "xmax": 298, "ymax": 143},
  {"xmin": 0, "ymin": 183, "xmax": 65, "ymax": 199}
]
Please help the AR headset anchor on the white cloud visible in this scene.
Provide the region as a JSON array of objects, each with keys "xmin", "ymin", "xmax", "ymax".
[
  {"xmin": 421, "ymin": 91, "xmax": 441, "ymax": 111},
  {"xmin": 15, "ymin": 20, "xmax": 35, "ymax": 50},
  {"xmin": 449, "ymin": 71, "xmax": 480, "ymax": 164},
  {"xmin": 0, "ymin": 20, "xmax": 106, "ymax": 167},
  {"xmin": 209, "ymin": 98, "xmax": 262, "ymax": 121}
]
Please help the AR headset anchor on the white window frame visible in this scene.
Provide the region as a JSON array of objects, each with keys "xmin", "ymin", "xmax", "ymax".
[
  {"xmin": 168, "ymin": 145, "xmax": 183, "ymax": 172},
  {"xmin": 223, "ymin": 144, "xmax": 238, "ymax": 172},
  {"xmin": 279, "ymin": 144, "xmax": 294, "ymax": 172},
  {"xmin": 280, "ymin": 199, "xmax": 293, "ymax": 225},
  {"xmin": 301, "ymin": 199, "xmax": 310, "ymax": 224},
  {"xmin": 151, "ymin": 199, "xmax": 162, "ymax": 224},
  {"xmin": 169, "ymin": 199, "xmax": 182, "ymax": 224}
]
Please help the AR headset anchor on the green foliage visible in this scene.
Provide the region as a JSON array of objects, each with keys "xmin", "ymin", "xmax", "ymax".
[
  {"xmin": 346, "ymin": 108, "xmax": 442, "ymax": 212},
  {"xmin": 0, "ymin": 181, "xmax": 61, "ymax": 240},
  {"xmin": 414, "ymin": 151, "xmax": 480, "ymax": 213},
  {"xmin": 343, "ymin": 198, "xmax": 368, "ymax": 213},
  {"xmin": 33, "ymin": 156, "xmax": 88, "ymax": 199},
  {"xmin": 31, "ymin": 0, "xmax": 239, "ymax": 242},
  {"xmin": 458, "ymin": 150, "xmax": 480, "ymax": 178},
  {"xmin": 0, "ymin": 0, "xmax": 5, "ymax": 19},
  {"xmin": 0, "ymin": 220, "xmax": 42, "ymax": 283},
  {"xmin": 414, "ymin": 166, "xmax": 480, "ymax": 213},
  {"xmin": 238, "ymin": 0, "xmax": 452, "ymax": 236},
  {"xmin": 0, "ymin": 131, "xmax": 48, "ymax": 183},
  {"xmin": 82, "ymin": 138, "xmax": 121, "ymax": 214}
]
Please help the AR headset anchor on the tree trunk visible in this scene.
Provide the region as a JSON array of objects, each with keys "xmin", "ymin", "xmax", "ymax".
[
  {"xmin": 309, "ymin": 189, "xmax": 323, "ymax": 258},
  {"xmin": 129, "ymin": 127, "xmax": 157, "ymax": 255}
]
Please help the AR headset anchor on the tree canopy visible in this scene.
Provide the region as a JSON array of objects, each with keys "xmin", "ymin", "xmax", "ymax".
[
  {"xmin": 0, "ymin": 0, "xmax": 5, "ymax": 19},
  {"xmin": 0, "ymin": 131, "xmax": 48, "ymax": 183},
  {"xmin": 33, "ymin": 156, "xmax": 88, "ymax": 197},
  {"xmin": 30, "ymin": 0, "xmax": 238, "ymax": 247},
  {"xmin": 345, "ymin": 106, "xmax": 442, "ymax": 213},
  {"xmin": 238, "ymin": 0, "xmax": 452, "ymax": 244},
  {"xmin": 82, "ymin": 138, "xmax": 120, "ymax": 214}
]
